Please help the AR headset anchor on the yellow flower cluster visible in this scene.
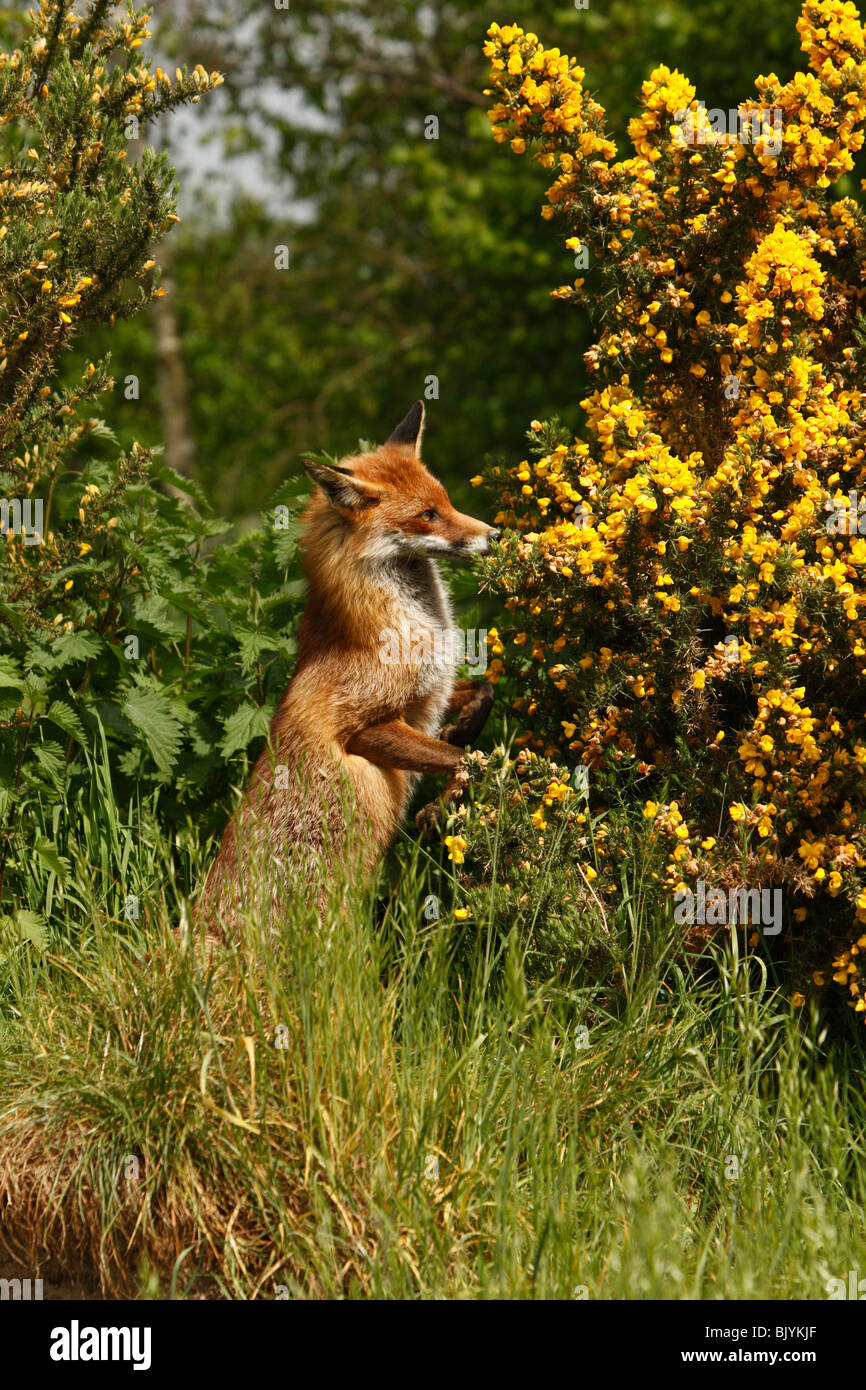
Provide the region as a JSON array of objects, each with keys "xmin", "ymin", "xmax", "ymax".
[
  {"xmin": 483, "ymin": 1, "xmax": 866, "ymax": 1010},
  {"xmin": 484, "ymin": 22, "xmax": 617, "ymax": 178},
  {"xmin": 0, "ymin": 4, "xmax": 222, "ymax": 377}
]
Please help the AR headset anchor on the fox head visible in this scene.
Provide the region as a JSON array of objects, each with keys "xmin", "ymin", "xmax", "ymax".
[{"xmin": 302, "ymin": 402, "xmax": 499, "ymax": 564}]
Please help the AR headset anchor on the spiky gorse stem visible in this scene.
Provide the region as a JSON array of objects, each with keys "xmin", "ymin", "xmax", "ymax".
[
  {"xmin": 480, "ymin": 2, "xmax": 866, "ymax": 1011},
  {"xmin": 0, "ymin": 1, "xmax": 221, "ymax": 469}
]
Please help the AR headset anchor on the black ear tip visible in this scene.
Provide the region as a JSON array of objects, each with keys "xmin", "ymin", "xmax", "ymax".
[{"xmin": 386, "ymin": 401, "xmax": 426, "ymax": 448}]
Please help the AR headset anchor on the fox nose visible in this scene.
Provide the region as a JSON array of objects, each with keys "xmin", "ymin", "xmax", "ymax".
[{"xmin": 488, "ymin": 527, "xmax": 501, "ymax": 543}]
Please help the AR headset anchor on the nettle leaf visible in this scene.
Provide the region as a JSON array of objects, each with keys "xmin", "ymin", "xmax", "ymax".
[
  {"xmin": 85, "ymin": 420, "xmax": 119, "ymax": 444},
  {"xmin": 174, "ymin": 750, "xmax": 223, "ymax": 794},
  {"xmin": 37, "ymin": 630, "xmax": 102, "ymax": 671},
  {"xmin": 122, "ymin": 685, "xmax": 184, "ymax": 777},
  {"xmin": 271, "ymin": 519, "xmax": 301, "ymax": 569},
  {"xmin": 21, "ymin": 673, "xmax": 48, "ymax": 719},
  {"xmin": 147, "ymin": 459, "xmax": 212, "ymax": 510},
  {"xmin": 0, "ymin": 911, "xmax": 47, "ymax": 951},
  {"xmin": 188, "ymin": 714, "xmax": 219, "ymax": 761},
  {"xmin": 83, "ymin": 698, "xmax": 138, "ymax": 742},
  {"xmin": 32, "ymin": 740, "xmax": 66, "ymax": 783},
  {"xmin": 261, "ymin": 579, "xmax": 306, "ymax": 610},
  {"xmin": 15, "ymin": 909, "xmax": 48, "ymax": 950},
  {"xmin": 117, "ymin": 745, "xmax": 145, "ymax": 779},
  {"xmin": 207, "ymin": 603, "xmax": 232, "ymax": 635},
  {"xmin": 0, "ymin": 698, "xmax": 20, "ymax": 725},
  {"xmin": 132, "ymin": 592, "xmax": 187, "ymax": 639},
  {"xmin": 45, "ymin": 700, "xmax": 86, "ymax": 747},
  {"xmin": 33, "ymin": 837, "xmax": 68, "ymax": 883},
  {"xmin": 234, "ymin": 625, "xmax": 284, "ymax": 674},
  {"xmin": 160, "ymin": 588, "xmax": 215, "ymax": 630},
  {"xmin": 0, "ymin": 655, "xmax": 24, "ymax": 689},
  {"xmin": 219, "ymin": 701, "xmax": 274, "ymax": 759}
]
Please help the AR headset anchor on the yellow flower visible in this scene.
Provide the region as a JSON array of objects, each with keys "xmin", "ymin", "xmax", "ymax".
[{"xmin": 444, "ymin": 835, "xmax": 467, "ymax": 865}]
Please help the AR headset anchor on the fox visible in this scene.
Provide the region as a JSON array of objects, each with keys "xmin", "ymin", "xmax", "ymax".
[{"xmin": 197, "ymin": 401, "xmax": 499, "ymax": 938}]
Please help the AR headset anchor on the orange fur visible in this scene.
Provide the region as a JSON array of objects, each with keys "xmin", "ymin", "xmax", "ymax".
[{"xmin": 197, "ymin": 403, "xmax": 498, "ymax": 937}]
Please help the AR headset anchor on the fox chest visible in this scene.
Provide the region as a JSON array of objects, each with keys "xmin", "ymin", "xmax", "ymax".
[
  {"xmin": 380, "ymin": 610, "xmax": 456, "ymax": 704},
  {"xmin": 383, "ymin": 562, "xmax": 456, "ymax": 720}
]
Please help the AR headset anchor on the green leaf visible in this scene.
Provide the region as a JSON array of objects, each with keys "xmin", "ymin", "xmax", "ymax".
[
  {"xmin": 160, "ymin": 588, "xmax": 215, "ymax": 629},
  {"xmin": 86, "ymin": 419, "xmax": 119, "ymax": 445},
  {"xmin": 45, "ymin": 700, "xmax": 86, "ymax": 747},
  {"xmin": 33, "ymin": 837, "xmax": 68, "ymax": 883},
  {"xmin": 14, "ymin": 910, "xmax": 47, "ymax": 950},
  {"xmin": 21, "ymin": 673, "xmax": 48, "ymax": 719},
  {"xmin": 36, "ymin": 631, "xmax": 102, "ymax": 671},
  {"xmin": 32, "ymin": 740, "xmax": 65, "ymax": 782},
  {"xmin": 219, "ymin": 701, "xmax": 274, "ymax": 759},
  {"xmin": 132, "ymin": 592, "xmax": 187, "ymax": 639},
  {"xmin": 234, "ymin": 625, "xmax": 283, "ymax": 674},
  {"xmin": 272, "ymin": 526, "xmax": 299, "ymax": 569},
  {"xmin": 0, "ymin": 655, "xmax": 24, "ymax": 689},
  {"xmin": 122, "ymin": 685, "xmax": 184, "ymax": 777}
]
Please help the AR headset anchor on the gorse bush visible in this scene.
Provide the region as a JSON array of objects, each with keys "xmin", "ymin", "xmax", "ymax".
[
  {"xmin": 436, "ymin": 745, "xmax": 679, "ymax": 992},
  {"xmin": 479, "ymin": 1, "xmax": 866, "ymax": 1012},
  {"xmin": 435, "ymin": 748, "xmax": 607, "ymax": 982},
  {"xmin": 0, "ymin": 2, "xmax": 306, "ymax": 928}
]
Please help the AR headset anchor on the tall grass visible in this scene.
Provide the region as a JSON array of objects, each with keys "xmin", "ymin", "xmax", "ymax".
[{"xmin": 1, "ymin": 740, "xmax": 865, "ymax": 1298}]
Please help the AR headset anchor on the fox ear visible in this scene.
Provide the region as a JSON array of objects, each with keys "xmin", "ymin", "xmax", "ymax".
[
  {"xmin": 386, "ymin": 400, "xmax": 425, "ymax": 455},
  {"xmin": 302, "ymin": 460, "xmax": 378, "ymax": 511}
]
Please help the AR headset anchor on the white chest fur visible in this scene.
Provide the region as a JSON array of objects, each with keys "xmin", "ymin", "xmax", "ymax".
[{"xmin": 378, "ymin": 558, "xmax": 457, "ymax": 705}]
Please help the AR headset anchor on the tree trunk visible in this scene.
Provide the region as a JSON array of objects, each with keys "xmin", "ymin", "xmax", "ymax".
[{"xmin": 151, "ymin": 238, "xmax": 198, "ymax": 495}]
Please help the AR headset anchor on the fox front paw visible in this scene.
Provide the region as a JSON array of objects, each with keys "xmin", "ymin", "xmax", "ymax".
[
  {"xmin": 415, "ymin": 765, "xmax": 468, "ymax": 841},
  {"xmin": 439, "ymin": 680, "xmax": 494, "ymax": 748}
]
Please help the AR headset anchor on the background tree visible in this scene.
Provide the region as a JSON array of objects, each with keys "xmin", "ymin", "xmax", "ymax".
[{"xmin": 64, "ymin": 0, "xmax": 807, "ymax": 518}]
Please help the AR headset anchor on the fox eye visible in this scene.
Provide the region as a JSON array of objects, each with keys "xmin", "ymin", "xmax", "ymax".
[{"xmin": 417, "ymin": 508, "xmax": 438, "ymax": 522}]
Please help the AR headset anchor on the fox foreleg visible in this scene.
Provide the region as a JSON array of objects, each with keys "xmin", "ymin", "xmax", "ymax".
[
  {"xmin": 345, "ymin": 718, "xmax": 467, "ymax": 841},
  {"xmin": 346, "ymin": 719, "xmax": 463, "ymax": 775}
]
